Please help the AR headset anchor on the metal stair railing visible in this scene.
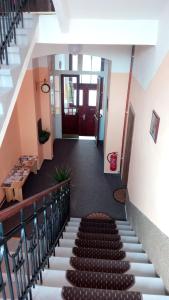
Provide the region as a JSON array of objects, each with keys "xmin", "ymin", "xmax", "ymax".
[
  {"xmin": 0, "ymin": 0, "xmax": 29, "ymax": 65},
  {"xmin": 0, "ymin": 179, "xmax": 70, "ymax": 300}
]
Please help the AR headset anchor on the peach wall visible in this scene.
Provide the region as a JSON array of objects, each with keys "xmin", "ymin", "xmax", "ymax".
[
  {"xmin": 17, "ymin": 70, "xmax": 38, "ymax": 158},
  {"xmin": 38, "ymin": 67, "xmax": 53, "ymax": 160},
  {"xmin": 0, "ymin": 63, "xmax": 53, "ymax": 202},
  {"xmin": 33, "ymin": 68, "xmax": 43, "ymax": 167},
  {"xmin": 0, "ymin": 107, "xmax": 21, "ymax": 200},
  {"xmin": 104, "ymin": 73, "xmax": 129, "ymax": 173},
  {"xmin": 128, "ymin": 51, "xmax": 169, "ymax": 237},
  {"xmin": 16, "ymin": 66, "xmax": 53, "ymax": 168}
]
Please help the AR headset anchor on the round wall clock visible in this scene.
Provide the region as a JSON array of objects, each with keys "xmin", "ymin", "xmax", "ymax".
[{"xmin": 41, "ymin": 82, "xmax": 50, "ymax": 93}]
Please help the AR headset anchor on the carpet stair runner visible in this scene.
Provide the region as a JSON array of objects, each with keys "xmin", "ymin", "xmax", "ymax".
[{"xmin": 3, "ymin": 217, "xmax": 169, "ymax": 299}]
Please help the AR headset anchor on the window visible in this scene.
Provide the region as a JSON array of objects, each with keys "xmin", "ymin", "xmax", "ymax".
[
  {"xmin": 82, "ymin": 55, "xmax": 92, "ymax": 71},
  {"xmin": 82, "ymin": 55, "xmax": 101, "ymax": 72},
  {"xmin": 89, "ymin": 90, "xmax": 97, "ymax": 106},
  {"xmin": 72, "ymin": 55, "xmax": 78, "ymax": 71},
  {"xmin": 92, "ymin": 56, "xmax": 101, "ymax": 72}
]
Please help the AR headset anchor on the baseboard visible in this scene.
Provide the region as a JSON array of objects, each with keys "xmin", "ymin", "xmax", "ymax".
[{"xmin": 126, "ymin": 199, "xmax": 169, "ymax": 292}]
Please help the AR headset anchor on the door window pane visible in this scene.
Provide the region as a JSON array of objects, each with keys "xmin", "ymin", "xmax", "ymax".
[
  {"xmin": 63, "ymin": 77, "xmax": 77, "ymax": 114},
  {"xmin": 79, "ymin": 90, "xmax": 83, "ymax": 106},
  {"xmin": 91, "ymin": 75, "xmax": 98, "ymax": 83},
  {"xmin": 80, "ymin": 75, "xmax": 91, "ymax": 83},
  {"xmin": 80, "ymin": 74, "xmax": 98, "ymax": 84},
  {"xmin": 89, "ymin": 90, "xmax": 97, "ymax": 106}
]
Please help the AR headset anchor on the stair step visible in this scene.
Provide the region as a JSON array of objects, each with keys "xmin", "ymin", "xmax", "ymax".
[
  {"xmin": 63, "ymin": 231, "xmax": 139, "ymax": 243},
  {"xmin": 59, "ymin": 238, "xmax": 143, "ymax": 252},
  {"xmin": 49, "ymin": 256, "xmax": 156, "ymax": 277},
  {"xmin": 0, "ymin": 87, "xmax": 12, "ymax": 96},
  {"xmin": 30, "ymin": 285, "xmax": 169, "ymax": 300},
  {"xmin": 55, "ymin": 246, "xmax": 149, "ymax": 263},
  {"xmin": 0, "ymin": 65, "xmax": 20, "ymax": 88},
  {"xmin": 68, "ymin": 221, "xmax": 132, "ymax": 230},
  {"xmin": 31, "ymin": 285, "xmax": 62, "ymax": 300},
  {"xmin": 39, "ymin": 269, "xmax": 165, "ymax": 295},
  {"xmin": 65, "ymin": 226, "xmax": 136, "ymax": 236},
  {"xmin": 70, "ymin": 217, "xmax": 130, "ymax": 225}
]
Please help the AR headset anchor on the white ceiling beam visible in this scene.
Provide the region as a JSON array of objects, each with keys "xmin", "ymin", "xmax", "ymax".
[{"xmin": 52, "ymin": 0, "xmax": 70, "ymax": 32}]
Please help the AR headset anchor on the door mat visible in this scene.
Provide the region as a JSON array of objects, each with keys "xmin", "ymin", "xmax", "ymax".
[
  {"xmin": 85, "ymin": 212, "xmax": 112, "ymax": 220},
  {"xmin": 113, "ymin": 188, "xmax": 127, "ymax": 204}
]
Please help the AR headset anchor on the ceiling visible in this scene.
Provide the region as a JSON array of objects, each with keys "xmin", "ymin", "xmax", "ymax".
[{"xmin": 65, "ymin": 0, "xmax": 168, "ymax": 20}]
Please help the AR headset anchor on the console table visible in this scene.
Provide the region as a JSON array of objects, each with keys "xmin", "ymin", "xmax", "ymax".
[{"xmin": 1, "ymin": 155, "xmax": 37, "ymax": 202}]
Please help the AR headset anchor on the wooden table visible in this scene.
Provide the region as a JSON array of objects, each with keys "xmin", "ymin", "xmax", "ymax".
[{"xmin": 1, "ymin": 156, "xmax": 37, "ymax": 202}]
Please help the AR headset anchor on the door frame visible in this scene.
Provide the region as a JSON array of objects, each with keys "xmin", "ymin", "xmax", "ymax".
[
  {"xmin": 121, "ymin": 104, "xmax": 135, "ymax": 186},
  {"xmin": 94, "ymin": 76, "xmax": 103, "ymax": 146},
  {"xmin": 61, "ymin": 74, "xmax": 80, "ymax": 135}
]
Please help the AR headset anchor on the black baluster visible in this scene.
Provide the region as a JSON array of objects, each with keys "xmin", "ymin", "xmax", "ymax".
[
  {"xmin": 0, "ymin": 224, "xmax": 14, "ymax": 300},
  {"xmin": 20, "ymin": 209, "xmax": 32, "ymax": 300}
]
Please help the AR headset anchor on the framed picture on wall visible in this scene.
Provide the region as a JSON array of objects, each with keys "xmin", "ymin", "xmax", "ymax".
[{"xmin": 150, "ymin": 110, "xmax": 160, "ymax": 143}]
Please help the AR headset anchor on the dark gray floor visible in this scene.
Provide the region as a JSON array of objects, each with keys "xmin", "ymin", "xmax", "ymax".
[
  {"xmin": 23, "ymin": 139, "xmax": 126, "ymax": 220},
  {"xmin": 23, "ymin": 0, "xmax": 55, "ymax": 12}
]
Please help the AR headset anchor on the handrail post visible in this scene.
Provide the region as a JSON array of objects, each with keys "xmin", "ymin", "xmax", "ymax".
[{"xmin": 0, "ymin": 223, "xmax": 15, "ymax": 300}]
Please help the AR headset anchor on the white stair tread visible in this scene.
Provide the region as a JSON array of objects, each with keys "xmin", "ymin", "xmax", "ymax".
[
  {"xmin": 0, "ymin": 87, "xmax": 12, "ymax": 96},
  {"xmin": 0, "ymin": 65, "xmax": 19, "ymax": 75},
  {"xmin": 59, "ymin": 238, "xmax": 143, "ymax": 252},
  {"xmin": 70, "ymin": 217, "xmax": 130, "ymax": 225},
  {"xmin": 40, "ymin": 269, "xmax": 165, "ymax": 294},
  {"xmin": 31, "ymin": 284, "xmax": 169, "ymax": 300},
  {"xmin": 63, "ymin": 232, "xmax": 139, "ymax": 243},
  {"xmin": 68, "ymin": 221, "xmax": 132, "ymax": 230},
  {"xmin": 65, "ymin": 226, "xmax": 136, "ymax": 236},
  {"xmin": 7, "ymin": 46, "xmax": 20, "ymax": 53},
  {"xmin": 55, "ymin": 246, "xmax": 148, "ymax": 263},
  {"xmin": 32, "ymin": 285, "xmax": 62, "ymax": 300},
  {"xmin": 49, "ymin": 256, "xmax": 155, "ymax": 277}
]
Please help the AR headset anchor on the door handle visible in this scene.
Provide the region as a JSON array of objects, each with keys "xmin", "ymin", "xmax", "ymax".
[
  {"xmin": 82, "ymin": 114, "xmax": 86, "ymax": 121},
  {"xmin": 94, "ymin": 113, "xmax": 98, "ymax": 120},
  {"xmin": 94, "ymin": 112, "xmax": 102, "ymax": 120}
]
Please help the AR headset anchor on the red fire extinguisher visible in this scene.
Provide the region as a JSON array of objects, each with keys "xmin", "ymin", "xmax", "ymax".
[{"xmin": 107, "ymin": 152, "xmax": 118, "ymax": 171}]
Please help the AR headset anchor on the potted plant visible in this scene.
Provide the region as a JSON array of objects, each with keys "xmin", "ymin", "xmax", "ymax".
[
  {"xmin": 39, "ymin": 130, "xmax": 50, "ymax": 144},
  {"xmin": 53, "ymin": 166, "xmax": 72, "ymax": 183}
]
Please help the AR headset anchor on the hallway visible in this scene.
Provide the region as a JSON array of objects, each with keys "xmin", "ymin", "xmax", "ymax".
[
  {"xmin": 23, "ymin": 0, "xmax": 55, "ymax": 12},
  {"xmin": 23, "ymin": 139, "xmax": 126, "ymax": 219}
]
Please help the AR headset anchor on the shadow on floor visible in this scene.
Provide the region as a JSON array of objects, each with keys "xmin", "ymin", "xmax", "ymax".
[{"xmin": 1, "ymin": 139, "xmax": 126, "ymax": 220}]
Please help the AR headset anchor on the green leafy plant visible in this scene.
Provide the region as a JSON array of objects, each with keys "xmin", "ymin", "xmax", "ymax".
[
  {"xmin": 53, "ymin": 166, "xmax": 72, "ymax": 183},
  {"xmin": 39, "ymin": 130, "xmax": 50, "ymax": 144}
]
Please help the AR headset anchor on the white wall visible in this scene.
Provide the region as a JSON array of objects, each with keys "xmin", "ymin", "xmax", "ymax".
[
  {"xmin": 103, "ymin": 48, "xmax": 131, "ymax": 173},
  {"xmin": 133, "ymin": 2, "xmax": 169, "ymax": 89},
  {"xmin": 37, "ymin": 15, "xmax": 158, "ymax": 45},
  {"xmin": 128, "ymin": 1, "xmax": 169, "ymax": 237}
]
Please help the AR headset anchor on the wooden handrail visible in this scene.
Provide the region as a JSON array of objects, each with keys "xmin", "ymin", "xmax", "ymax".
[{"xmin": 0, "ymin": 179, "xmax": 70, "ymax": 223}]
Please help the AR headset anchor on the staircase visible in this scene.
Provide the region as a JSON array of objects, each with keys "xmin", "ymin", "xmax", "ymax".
[
  {"xmin": 0, "ymin": 11, "xmax": 38, "ymax": 146},
  {"xmin": 5, "ymin": 215, "xmax": 169, "ymax": 300},
  {"xmin": 0, "ymin": 181, "xmax": 168, "ymax": 300}
]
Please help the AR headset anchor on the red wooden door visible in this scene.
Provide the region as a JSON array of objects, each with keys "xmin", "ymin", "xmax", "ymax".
[
  {"xmin": 61, "ymin": 75, "xmax": 79, "ymax": 135},
  {"xmin": 78, "ymin": 84, "xmax": 97, "ymax": 136}
]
